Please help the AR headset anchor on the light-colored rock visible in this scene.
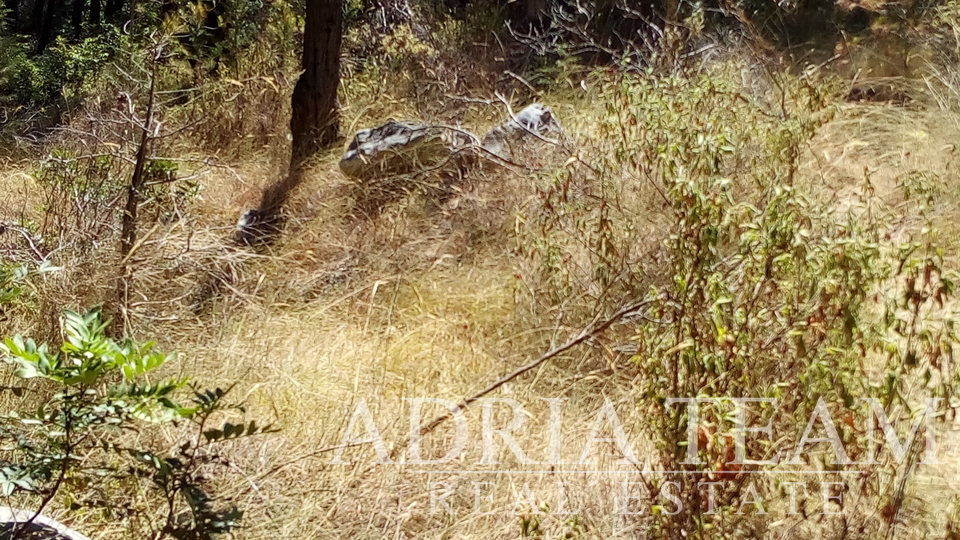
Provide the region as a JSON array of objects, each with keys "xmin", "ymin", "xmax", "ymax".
[
  {"xmin": 235, "ymin": 208, "xmax": 261, "ymax": 245},
  {"xmin": 337, "ymin": 104, "xmax": 561, "ymax": 183},
  {"xmin": 339, "ymin": 121, "xmax": 477, "ymax": 180},
  {"xmin": 481, "ymin": 103, "xmax": 561, "ymax": 159},
  {"xmin": 0, "ymin": 507, "xmax": 89, "ymax": 540}
]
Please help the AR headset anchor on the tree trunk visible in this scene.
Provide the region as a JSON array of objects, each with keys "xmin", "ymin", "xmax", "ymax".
[
  {"xmin": 289, "ymin": 0, "xmax": 342, "ymax": 168},
  {"xmin": 36, "ymin": 0, "xmax": 58, "ymax": 53},
  {"xmin": 89, "ymin": 0, "xmax": 100, "ymax": 28},
  {"xmin": 663, "ymin": 0, "xmax": 680, "ymax": 26},
  {"xmin": 105, "ymin": 0, "xmax": 122, "ymax": 19},
  {"xmin": 507, "ymin": 0, "xmax": 545, "ymax": 32},
  {"xmin": 237, "ymin": 0, "xmax": 343, "ymax": 244},
  {"xmin": 3, "ymin": 0, "xmax": 18, "ymax": 32},
  {"xmin": 115, "ymin": 69, "xmax": 157, "ymax": 332},
  {"xmin": 590, "ymin": 0, "xmax": 616, "ymax": 49},
  {"xmin": 524, "ymin": 0, "xmax": 545, "ymax": 25},
  {"xmin": 30, "ymin": 0, "xmax": 44, "ymax": 32},
  {"xmin": 660, "ymin": 0, "xmax": 686, "ymax": 56},
  {"xmin": 72, "ymin": 0, "xmax": 85, "ymax": 40},
  {"xmin": 242, "ymin": 0, "xmax": 342, "ymax": 245}
]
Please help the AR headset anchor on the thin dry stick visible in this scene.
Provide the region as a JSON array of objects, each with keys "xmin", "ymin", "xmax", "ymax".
[
  {"xmin": 0, "ymin": 222, "xmax": 45, "ymax": 260},
  {"xmin": 505, "ymin": 70, "xmax": 540, "ymax": 95},
  {"xmin": 392, "ymin": 296, "xmax": 655, "ymax": 459},
  {"xmin": 248, "ymin": 441, "xmax": 371, "ymax": 487},
  {"xmin": 248, "ymin": 297, "xmax": 655, "ymax": 494}
]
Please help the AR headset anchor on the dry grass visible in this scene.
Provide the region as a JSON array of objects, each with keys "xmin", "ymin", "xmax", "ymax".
[{"xmin": 6, "ymin": 31, "xmax": 960, "ymax": 539}]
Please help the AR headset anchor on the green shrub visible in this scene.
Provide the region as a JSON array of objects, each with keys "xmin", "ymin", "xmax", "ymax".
[
  {"xmin": 522, "ymin": 58, "xmax": 960, "ymax": 538},
  {"xmin": 0, "ymin": 260, "xmax": 56, "ymax": 307},
  {"xmin": 0, "ymin": 34, "xmax": 112, "ymax": 137},
  {"xmin": 0, "ymin": 308, "xmax": 274, "ymax": 539},
  {"xmin": 33, "ymin": 149, "xmax": 125, "ymax": 248}
]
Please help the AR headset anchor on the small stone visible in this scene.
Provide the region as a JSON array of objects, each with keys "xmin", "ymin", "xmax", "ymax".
[
  {"xmin": 481, "ymin": 103, "xmax": 561, "ymax": 160},
  {"xmin": 0, "ymin": 507, "xmax": 90, "ymax": 540},
  {"xmin": 235, "ymin": 208, "xmax": 261, "ymax": 245}
]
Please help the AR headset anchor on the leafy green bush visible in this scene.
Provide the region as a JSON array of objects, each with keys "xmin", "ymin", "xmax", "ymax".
[
  {"xmin": 0, "ymin": 308, "xmax": 273, "ymax": 539},
  {"xmin": 523, "ymin": 60, "xmax": 835, "ymax": 313},
  {"xmin": 159, "ymin": 0, "xmax": 282, "ymax": 75},
  {"xmin": 0, "ymin": 260, "xmax": 58, "ymax": 331},
  {"xmin": 523, "ymin": 58, "xmax": 960, "ymax": 538},
  {"xmin": 33, "ymin": 149, "xmax": 125, "ymax": 248},
  {"xmin": 0, "ymin": 260, "xmax": 56, "ymax": 308},
  {"xmin": 0, "ymin": 34, "xmax": 111, "ymax": 136}
]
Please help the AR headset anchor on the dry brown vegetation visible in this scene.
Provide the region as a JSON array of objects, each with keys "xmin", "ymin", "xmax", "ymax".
[{"xmin": 5, "ymin": 5, "xmax": 960, "ymax": 540}]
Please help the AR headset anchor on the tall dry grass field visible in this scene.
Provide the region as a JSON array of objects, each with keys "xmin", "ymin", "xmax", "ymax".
[{"xmin": 5, "ymin": 12, "xmax": 960, "ymax": 539}]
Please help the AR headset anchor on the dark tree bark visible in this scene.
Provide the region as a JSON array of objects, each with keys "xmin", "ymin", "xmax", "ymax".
[
  {"xmin": 3, "ymin": 0, "xmax": 18, "ymax": 32},
  {"xmin": 507, "ymin": 0, "xmax": 546, "ymax": 31},
  {"xmin": 115, "ymin": 68, "xmax": 157, "ymax": 331},
  {"xmin": 30, "ymin": 0, "xmax": 44, "ymax": 32},
  {"xmin": 664, "ymin": 0, "xmax": 680, "ymax": 22},
  {"xmin": 105, "ymin": 0, "xmax": 122, "ymax": 19},
  {"xmin": 71, "ymin": 0, "xmax": 85, "ymax": 40},
  {"xmin": 242, "ymin": 0, "xmax": 342, "ymax": 245},
  {"xmin": 289, "ymin": 0, "xmax": 342, "ymax": 168},
  {"xmin": 160, "ymin": 0, "xmax": 176, "ymax": 21},
  {"xmin": 89, "ymin": 0, "xmax": 100, "ymax": 28},
  {"xmin": 196, "ymin": 0, "xmax": 227, "ymax": 75},
  {"xmin": 589, "ymin": 0, "xmax": 616, "ymax": 49},
  {"xmin": 36, "ymin": 0, "xmax": 59, "ymax": 53}
]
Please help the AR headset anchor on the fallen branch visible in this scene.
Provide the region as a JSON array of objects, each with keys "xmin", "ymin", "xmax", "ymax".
[
  {"xmin": 273, "ymin": 296, "xmax": 654, "ymax": 493},
  {"xmin": 396, "ymin": 296, "xmax": 655, "ymax": 458},
  {"xmin": 0, "ymin": 222, "xmax": 45, "ymax": 261}
]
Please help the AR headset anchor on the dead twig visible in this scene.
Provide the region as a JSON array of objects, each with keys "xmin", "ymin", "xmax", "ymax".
[
  {"xmin": 332, "ymin": 296, "xmax": 654, "ymax": 490},
  {"xmin": 0, "ymin": 222, "xmax": 45, "ymax": 261},
  {"xmin": 413, "ymin": 297, "xmax": 654, "ymax": 439}
]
